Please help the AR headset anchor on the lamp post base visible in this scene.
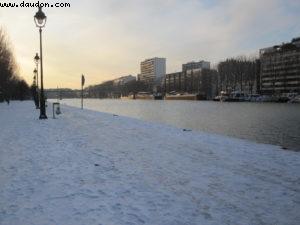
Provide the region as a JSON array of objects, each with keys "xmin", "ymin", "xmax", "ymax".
[{"xmin": 39, "ymin": 114, "xmax": 48, "ymax": 119}]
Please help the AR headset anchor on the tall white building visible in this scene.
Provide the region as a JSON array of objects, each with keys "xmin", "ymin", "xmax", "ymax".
[{"xmin": 140, "ymin": 57, "xmax": 166, "ymax": 85}]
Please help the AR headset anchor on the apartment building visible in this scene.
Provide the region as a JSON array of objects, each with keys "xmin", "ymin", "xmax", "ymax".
[
  {"xmin": 164, "ymin": 72, "xmax": 182, "ymax": 93},
  {"xmin": 163, "ymin": 69, "xmax": 218, "ymax": 99},
  {"xmin": 182, "ymin": 60, "xmax": 210, "ymax": 72},
  {"xmin": 260, "ymin": 37, "xmax": 300, "ymax": 94},
  {"xmin": 140, "ymin": 57, "xmax": 166, "ymax": 86}
]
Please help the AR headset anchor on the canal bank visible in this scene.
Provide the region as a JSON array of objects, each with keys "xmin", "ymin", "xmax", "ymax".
[{"xmin": 1, "ymin": 101, "xmax": 300, "ymax": 225}]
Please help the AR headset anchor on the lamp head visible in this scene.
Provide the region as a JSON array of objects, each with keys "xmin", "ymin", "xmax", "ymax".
[
  {"xmin": 34, "ymin": 53, "xmax": 40, "ymax": 63},
  {"xmin": 34, "ymin": 7, "xmax": 47, "ymax": 28}
]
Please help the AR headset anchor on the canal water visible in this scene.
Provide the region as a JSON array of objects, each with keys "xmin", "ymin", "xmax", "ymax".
[{"xmin": 60, "ymin": 99, "xmax": 300, "ymax": 151}]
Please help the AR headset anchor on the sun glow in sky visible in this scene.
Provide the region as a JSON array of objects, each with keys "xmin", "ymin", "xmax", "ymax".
[{"xmin": 0, "ymin": 0, "xmax": 299, "ymax": 89}]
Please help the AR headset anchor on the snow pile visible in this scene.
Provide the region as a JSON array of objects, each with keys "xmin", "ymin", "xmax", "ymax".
[{"xmin": 0, "ymin": 101, "xmax": 299, "ymax": 225}]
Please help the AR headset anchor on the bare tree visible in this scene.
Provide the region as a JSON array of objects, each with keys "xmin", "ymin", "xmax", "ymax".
[
  {"xmin": 0, "ymin": 27, "xmax": 30, "ymax": 102},
  {"xmin": 217, "ymin": 56, "xmax": 259, "ymax": 94}
]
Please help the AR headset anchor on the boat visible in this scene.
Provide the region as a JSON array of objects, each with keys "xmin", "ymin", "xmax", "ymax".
[
  {"xmin": 121, "ymin": 96, "xmax": 132, "ymax": 100},
  {"xmin": 288, "ymin": 94, "xmax": 300, "ymax": 103},
  {"xmin": 256, "ymin": 95, "xmax": 278, "ymax": 102},
  {"xmin": 153, "ymin": 93, "xmax": 163, "ymax": 100},
  {"xmin": 277, "ymin": 96, "xmax": 290, "ymax": 103},
  {"xmin": 213, "ymin": 95, "xmax": 221, "ymax": 101},
  {"xmin": 227, "ymin": 91, "xmax": 247, "ymax": 102},
  {"xmin": 219, "ymin": 91, "xmax": 230, "ymax": 102},
  {"xmin": 245, "ymin": 94, "xmax": 261, "ymax": 102},
  {"xmin": 135, "ymin": 92, "xmax": 154, "ymax": 100},
  {"xmin": 121, "ymin": 92, "xmax": 162, "ymax": 100},
  {"xmin": 164, "ymin": 92, "xmax": 206, "ymax": 101},
  {"xmin": 121, "ymin": 93, "xmax": 136, "ymax": 100},
  {"xmin": 255, "ymin": 93, "xmax": 299, "ymax": 103}
]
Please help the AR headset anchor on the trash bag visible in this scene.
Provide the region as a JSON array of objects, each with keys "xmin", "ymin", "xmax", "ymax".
[{"xmin": 56, "ymin": 106, "xmax": 61, "ymax": 115}]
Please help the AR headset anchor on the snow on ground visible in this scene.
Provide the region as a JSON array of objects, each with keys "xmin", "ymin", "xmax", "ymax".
[{"xmin": 0, "ymin": 101, "xmax": 299, "ymax": 225}]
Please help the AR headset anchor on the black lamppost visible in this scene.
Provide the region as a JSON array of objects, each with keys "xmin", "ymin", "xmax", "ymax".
[
  {"xmin": 34, "ymin": 53, "xmax": 40, "ymax": 108},
  {"xmin": 33, "ymin": 69, "xmax": 37, "ymax": 86},
  {"xmin": 32, "ymin": 71, "xmax": 39, "ymax": 109},
  {"xmin": 33, "ymin": 73, "xmax": 36, "ymax": 87},
  {"xmin": 33, "ymin": 68, "xmax": 39, "ymax": 108},
  {"xmin": 34, "ymin": 53, "xmax": 40, "ymax": 89},
  {"xmin": 34, "ymin": 7, "xmax": 47, "ymax": 119}
]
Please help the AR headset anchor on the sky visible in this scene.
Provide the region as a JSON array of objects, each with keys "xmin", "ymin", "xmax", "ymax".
[{"xmin": 0, "ymin": 0, "xmax": 299, "ymax": 89}]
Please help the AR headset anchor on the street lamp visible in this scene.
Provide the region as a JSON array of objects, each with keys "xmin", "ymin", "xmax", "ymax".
[
  {"xmin": 34, "ymin": 53, "xmax": 40, "ymax": 88},
  {"xmin": 33, "ymin": 68, "xmax": 38, "ymax": 87},
  {"xmin": 33, "ymin": 74, "xmax": 36, "ymax": 87},
  {"xmin": 33, "ymin": 68, "xmax": 39, "ymax": 108},
  {"xmin": 34, "ymin": 7, "xmax": 47, "ymax": 119},
  {"xmin": 33, "ymin": 70, "xmax": 39, "ymax": 109},
  {"xmin": 34, "ymin": 53, "xmax": 40, "ymax": 108}
]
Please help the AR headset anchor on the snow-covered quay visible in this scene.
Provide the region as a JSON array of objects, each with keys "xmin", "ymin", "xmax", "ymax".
[{"xmin": 0, "ymin": 102, "xmax": 299, "ymax": 225}]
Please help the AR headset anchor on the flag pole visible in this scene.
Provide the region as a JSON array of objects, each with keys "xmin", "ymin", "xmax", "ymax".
[
  {"xmin": 81, "ymin": 82, "xmax": 83, "ymax": 109},
  {"xmin": 81, "ymin": 74, "xmax": 85, "ymax": 110}
]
